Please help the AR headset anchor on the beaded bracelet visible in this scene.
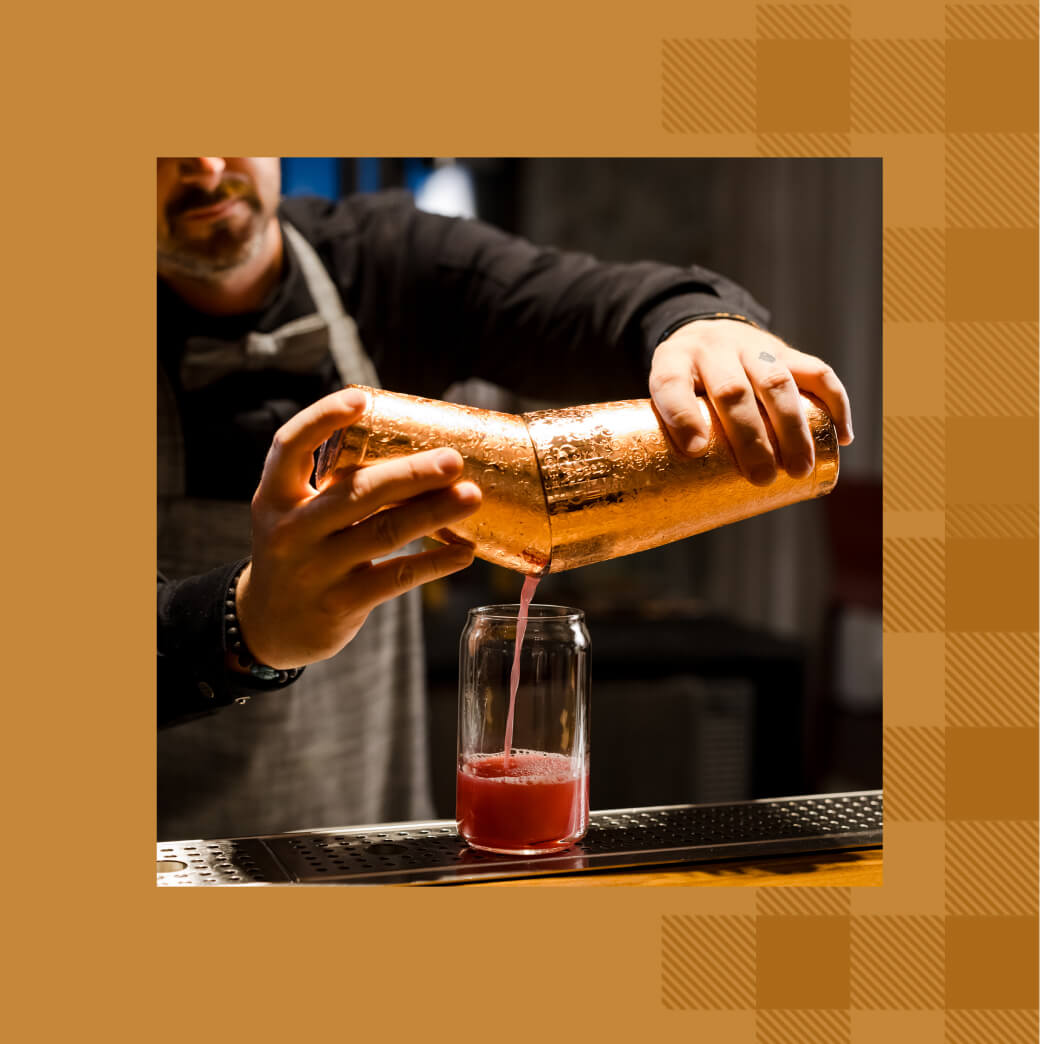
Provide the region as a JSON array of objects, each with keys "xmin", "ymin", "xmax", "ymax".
[{"xmin": 224, "ymin": 565, "xmax": 302, "ymax": 685}]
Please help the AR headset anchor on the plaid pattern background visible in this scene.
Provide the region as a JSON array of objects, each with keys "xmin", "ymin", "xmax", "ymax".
[
  {"xmin": 8, "ymin": 0, "xmax": 1032, "ymax": 1035},
  {"xmin": 660, "ymin": 2, "xmax": 1038, "ymax": 1038}
]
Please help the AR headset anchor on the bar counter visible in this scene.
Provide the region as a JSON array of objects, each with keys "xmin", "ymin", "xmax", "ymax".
[
  {"xmin": 461, "ymin": 846, "xmax": 882, "ymax": 887},
  {"xmin": 157, "ymin": 791, "xmax": 883, "ymax": 887}
]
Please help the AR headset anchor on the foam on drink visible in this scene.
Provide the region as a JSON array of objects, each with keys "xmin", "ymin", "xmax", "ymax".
[{"xmin": 456, "ymin": 750, "xmax": 588, "ymax": 853}]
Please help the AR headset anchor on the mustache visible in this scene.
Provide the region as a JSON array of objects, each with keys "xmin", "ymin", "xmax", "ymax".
[{"xmin": 166, "ymin": 177, "xmax": 260, "ymax": 221}]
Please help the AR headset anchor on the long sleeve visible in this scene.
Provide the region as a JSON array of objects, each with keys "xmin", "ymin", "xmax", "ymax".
[
  {"xmin": 157, "ymin": 559, "xmax": 301, "ymax": 729},
  {"xmin": 285, "ymin": 191, "xmax": 771, "ymax": 403}
]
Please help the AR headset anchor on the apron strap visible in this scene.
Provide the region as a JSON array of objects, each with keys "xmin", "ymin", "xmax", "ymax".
[
  {"xmin": 282, "ymin": 221, "xmax": 381, "ymax": 390},
  {"xmin": 159, "ymin": 219, "xmax": 383, "ymax": 579}
]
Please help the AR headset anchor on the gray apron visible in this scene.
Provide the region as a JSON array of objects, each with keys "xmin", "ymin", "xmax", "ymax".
[{"xmin": 157, "ymin": 222, "xmax": 433, "ymax": 841}]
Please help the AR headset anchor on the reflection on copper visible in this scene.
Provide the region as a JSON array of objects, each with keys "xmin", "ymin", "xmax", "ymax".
[{"xmin": 315, "ymin": 386, "xmax": 839, "ymax": 576}]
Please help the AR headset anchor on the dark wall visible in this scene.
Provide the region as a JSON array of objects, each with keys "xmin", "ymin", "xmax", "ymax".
[{"xmin": 336, "ymin": 157, "xmax": 882, "ymax": 813}]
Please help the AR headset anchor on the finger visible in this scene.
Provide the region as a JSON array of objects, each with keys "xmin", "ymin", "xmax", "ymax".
[
  {"xmin": 258, "ymin": 387, "xmax": 369, "ymax": 504},
  {"xmin": 743, "ymin": 348, "xmax": 814, "ymax": 478},
  {"xmin": 332, "ymin": 481, "xmax": 482, "ymax": 564},
  {"xmin": 648, "ymin": 343, "xmax": 712, "ymax": 455},
  {"xmin": 696, "ymin": 352, "xmax": 778, "ymax": 485},
  {"xmin": 330, "ymin": 543, "xmax": 476, "ymax": 615},
  {"xmin": 784, "ymin": 351, "xmax": 854, "ymax": 445},
  {"xmin": 295, "ymin": 446, "xmax": 468, "ymax": 539}
]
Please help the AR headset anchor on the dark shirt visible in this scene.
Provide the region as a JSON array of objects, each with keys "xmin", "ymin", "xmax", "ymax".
[
  {"xmin": 157, "ymin": 560, "xmax": 262, "ymax": 728},
  {"xmin": 157, "ymin": 190, "xmax": 768, "ymax": 727}
]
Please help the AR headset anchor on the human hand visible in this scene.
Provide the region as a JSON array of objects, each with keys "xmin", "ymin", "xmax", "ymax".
[
  {"xmin": 234, "ymin": 387, "xmax": 482, "ymax": 669},
  {"xmin": 649, "ymin": 319, "xmax": 854, "ymax": 485}
]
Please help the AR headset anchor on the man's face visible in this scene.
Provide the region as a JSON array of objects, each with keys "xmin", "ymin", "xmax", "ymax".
[{"xmin": 157, "ymin": 157, "xmax": 281, "ymax": 278}]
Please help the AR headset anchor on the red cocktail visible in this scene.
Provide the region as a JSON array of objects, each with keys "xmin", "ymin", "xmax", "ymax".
[
  {"xmin": 456, "ymin": 602, "xmax": 590, "ymax": 856},
  {"xmin": 456, "ymin": 750, "xmax": 588, "ymax": 855}
]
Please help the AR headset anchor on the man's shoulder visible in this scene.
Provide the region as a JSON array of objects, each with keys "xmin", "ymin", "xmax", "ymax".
[{"xmin": 278, "ymin": 190, "xmax": 416, "ymax": 245}]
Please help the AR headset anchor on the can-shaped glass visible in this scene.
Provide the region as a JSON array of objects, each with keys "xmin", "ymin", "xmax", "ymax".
[{"xmin": 456, "ymin": 604, "xmax": 590, "ymax": 855}]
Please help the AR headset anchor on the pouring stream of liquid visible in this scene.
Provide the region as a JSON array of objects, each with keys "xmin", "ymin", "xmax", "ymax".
[{"xmin": 502, "ymin": 574, "xmax": 541, "ymax": 760}]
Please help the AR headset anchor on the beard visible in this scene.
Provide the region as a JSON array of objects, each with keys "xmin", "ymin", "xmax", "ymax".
[{"xmin": 157, "ymin": 178, "xmax": 271, "ymax": 279}]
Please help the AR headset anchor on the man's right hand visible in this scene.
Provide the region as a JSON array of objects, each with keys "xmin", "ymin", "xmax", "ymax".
[{"xmin": 234, "ymin": 388, "xmax": 482, "ymax": 669}]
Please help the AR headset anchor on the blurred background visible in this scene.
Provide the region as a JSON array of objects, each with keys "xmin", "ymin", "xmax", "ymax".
[{"xmin": 282, "ymin": 157, "xmax": 882, "ymax": 817}]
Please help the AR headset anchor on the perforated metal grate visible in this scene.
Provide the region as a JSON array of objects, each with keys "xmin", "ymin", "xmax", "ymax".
[
  {"xmin": 157, "ymin": 790, "xmax": 881, "ymax": 886},
  {"xmin": 155, "ymin": 838, "xmax": 288, "ymax": 886}
]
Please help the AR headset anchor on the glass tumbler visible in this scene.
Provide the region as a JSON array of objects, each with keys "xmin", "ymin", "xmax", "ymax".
[{"xmin": 456, "ymin": 604, "xmax": 590, "ymax": 855}]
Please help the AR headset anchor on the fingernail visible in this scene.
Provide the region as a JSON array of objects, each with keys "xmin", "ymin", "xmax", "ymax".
[
  {"xmin": 341, "ymin": 388, "xmax": 368, "ymax": 412},
  {"xmin": 749, "ymin": 462, "xmax": 776, "ymax": 485},
  {"xmin": 444, "ymin": 543, "xmax": 474, "ymax": 565},
  {"xmin": 454, "ymin": 480, "xmax": 482, "ymax": 502},
  {"xmin": 789, "ymin": 454, "xmax": 813, "ymax": 478},
  {"xmin": 685, "ymin": 434, "xmax": 709, "ymax": 456},
  {"xmin": 436, "ymin": 449, "xmax": 463, "ymax": 474}
]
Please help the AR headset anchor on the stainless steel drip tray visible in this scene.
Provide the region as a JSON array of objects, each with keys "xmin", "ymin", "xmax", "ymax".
[{"xmin": 157, "ymin": 790, "xmax": 882, "ymax": 886}]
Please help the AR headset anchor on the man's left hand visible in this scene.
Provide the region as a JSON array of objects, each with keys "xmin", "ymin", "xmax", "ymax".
[{"xmin": 649, "ymin": 318, "xmax": 854, "ymax": 485}]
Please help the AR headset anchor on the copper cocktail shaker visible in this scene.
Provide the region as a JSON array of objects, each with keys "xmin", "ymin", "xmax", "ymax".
[{"xmin": 315, "ymin": 386, "xmax": 839, "ymax": 575}]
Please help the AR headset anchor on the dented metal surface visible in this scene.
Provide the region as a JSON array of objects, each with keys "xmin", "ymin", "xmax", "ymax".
[{"xmin": 315, "ymin": 386, "xmax": 839, "ymax": 575}]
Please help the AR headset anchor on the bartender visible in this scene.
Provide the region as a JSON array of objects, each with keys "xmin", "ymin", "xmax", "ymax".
[{"xmin": 157, "ymin": 157, "xmax": 853, "ymax": 841}]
